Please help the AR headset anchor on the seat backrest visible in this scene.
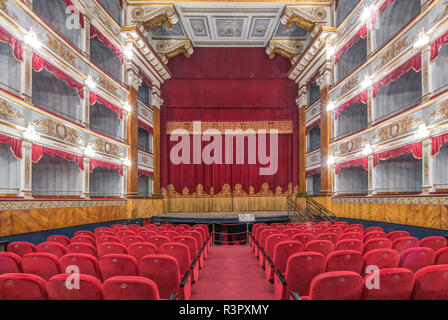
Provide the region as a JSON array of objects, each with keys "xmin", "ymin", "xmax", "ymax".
[
  {"xmin": 7, "ymin": 242, "xmax": 36, "ymax": 257},
  {"xmin": 258, "ymin": 229, "xmax": 277, "ymax": 248},
  {"xmin": 98, "ymin": 254, "xmax": 139, "ymax": 281},
  {"xmin": 192, "ymin": 227, "xmax": 207, "ymax": 243},
  {"xmin": 138, "ymin": 230, "xmax": 157, "ymax": 239},
  {"xmin": 66, "ymin": 243, "xmax": 97, "ymax": 258},
  {"xmin": 127, "ymin": 242, "xmax": 158, "ymax": 261},
  {"xmin": 74, "ymin": 230, "xmax": 94, "ymax": 238},
  {"xmin": 59, "ymin": 253, "xmax": 101, "ymax": 280},
  {"xmin": 363, "ymin": 268, "xmax": 415, "ymax": 300},
  {"xmin": 362, "ymin": 249, "xmax": 400, "ymax": 275},
  {"xmin": 435, "ymin": 247, "xmax": 448, "ymax": 265},
  {"xmin": 392, "ymin": 237, "xmax": 420, "ymax": 253},
  {"xmin": 265, "ymin": 234, "xmax": 290, "ymax": 258},
  {"xmin": 120, "ymin": 235, "xmax": 145, "ymax": 247},
  {"xmin": 172, "ymin": 227, "xmax": 186, "ymax": 234},
  {"xmin": 335, "ymin": 239, "xmax": 363, "ymax": 253},
  {"xmin": 146, "ymin": 235, "xmax": 171, "ymax": 249},
  {"xmin": 96, "ymin": 235, "xmax": 121, "ymax": 245},
  {"xmin": 94, "ymin": 231, "xmax": 115, "ymax": 237},
  {"xmin": 36, "ymin": 242, "xmax": 67, "ymax": 258},
  {"xmin": 95, "ymin": 227, "xmax": 112, "ymax": 233},
  {"xmin": 110, "ymin": 224, "xmax": 126, "ymax": 230},
  {"xmin": 159, "ymin": 242, "xmax": 191, "ymax": 275},
  {"xmin": 364, "ymin": 231, "xmax": 388, "ymax": 243},
  {"xmin": 282, "ymin": 229, "xmax": 302, "ymax": 239},
  {"xmin": 285, "ymin": 252, "xmax": 325, "ymax": 296},
  {"xmin": 364, "ymin": 238, "xmax": 392, "ymax": 254},
  {"xmin": 325, "ymin": 228, "xmax": 344, "ymax": 236},
  {"xmin": 116, "ymin": 231, "xmax": 137, "ymax": 239},
  {"xmin": 399, "ymin": 247, "xmax": 436, "ymax": 273},
  {"xmin": 291, "ymin": 233, "xmax": 315, "ymax": 246},
  {"xmin": 339, "ymin": 232, "xmax": 363, "ymax": 241},
  {"xmin": 306, "ymin": 228, "xmax": 323, "ymax": 237},
  {"xmin": 46, "ymin": 235, "xmax": 71, "ymax": 247},
  {"xmin": 0, "ymin": 252, "xmax": 22, "ymax": 275},
  {"xmin": 103, "ymin": 276, "xmax": 160, "ymax": 300},
  {"xmin": 305, "ymin": 240, "xmax": 335, "ymax": 258},
  {"xmin": 272, "ymin": 241, "xmax": 304, "ymax": 274},
  {"xmin": 22, "ymin": 253, "xmax": 61, "ymax": 281},
  {"xmin": 182, "ymin": 231, "xmax": 202, "ymax": 250},
  {"xmin": 413, "ymin": 265, "xmax": 448, "ymax": 300},
  {"xmin": 127, "ymin": 224, "xmax": 142, "ymax": 230},
  {"xmin": 138, "ymin": 254, "xmax": 180, "ymax": 300},
  {"xmin": 252, "ymin": 223, "xmax": 267, "ymax": 235},
  {"xmin": 173, "ymin": 236, "xmax": 198, "ymax": 260},
  {"xmin": 97, "ymin": 242, "xmax": 127, "ymax": 258},
  {"xmin": 420, "ymin": 236, "xmax": 447, "ymax": 252},
  {"xmin": 317, "ymin": 233, "xmax": 340, "ymax": 245},
  {"xmin": 46, "ymin": 274, "xmax": 103, "ymax": 300},
  {"xmin": 71, "ymin": 235, "xmax": 95, "ymax": 246},
  {"xmin": 344, "ymin": 227, "xmax": 363, "ymax": 234},
  {"xmin": 0, "ymin": 273, "xmax": 47, "ymax": 300},
  {"xmin": 160, "ymin": 231, "xmax": 180, "ymax": 240},
  {"xmin": 364, "ymin": 227, "xmax": 383, "ymax": 234},
  {"xmin": 325, "ymin": 250, "xmax": 363, "ymax": 273},
  {"xmin": 387, "ymin": 231, "xmax": 410, "ymax": 242},
  {"xmin": 254, "ymin": 226, "xmax": 269, "ymax": 242},
  {"xmin": 309, "ymin": 271, "xmax": 364, "ymax": 300}
]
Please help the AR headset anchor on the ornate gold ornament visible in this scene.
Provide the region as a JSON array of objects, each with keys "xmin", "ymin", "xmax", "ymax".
[
  {"xmin": 281, "ymin": 6, "xmax": 328, "ymax": 32},
  {"xmin": 338, "ymin": 137, "xmax": 366, "ymax": 155},
  {"xmin": 340, "ymin": 76, "xmax": 360, "ymax": 95},
  {"xmin": 93, "ymin": 138, "xmax": 123, "ymax": 157},
  {"xmin": 153, "ymin": 39, "xmax": 194, "ymax": 64},
  {"xmin": 431, "ymin": 100, "xmax": 448, "ymax": 119},
  {"xmin": 266, "ymin": 40, "xmax": 304, "ymax": 63},
  {"xmin": 32, "ymin": 119, "xmax": 82, "ymax": 144},
  {"xmin": 0, "ymin": 100, "xmax": 24, "ymax": 121},
  {"xmin": 47, "ymin": 38, "xmax": 77, "ymax": 68},
  {"xmin": 97, "ymin": 75, "xmax": 118, "ymax": 96},
  {"xmin": 167, "ymin": 120, "xmax": 293, "ymax": 134},
  {"xmin": 130, "ymin": 5, "xmax": 179, "ymax": 30},
  {"xmin": 374, "ymin": 117, "xmax": 421, "ymax": 142},
  {"xmin": 376, "ymin": 36, "xmax": 409, "ymax": 71}
]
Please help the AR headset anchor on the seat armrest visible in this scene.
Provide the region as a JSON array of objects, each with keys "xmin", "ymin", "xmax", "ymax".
[
  {"xmin": 290, "ymin": 291, "xmax": 302, "ymax": 300},
  {"xmin": 260, "ymin": 248, "xmax": 266, "ymax": 256},
  {"xmin": 169, "ymin": 293, "xmax": 178, "ymax": 300},
  {"xmin": 180, "ymin": 270, "xmax": 191, "ymax": 288},
  {"xmin": 190, "ymin": 257, "xmax": 199, "ymax": 269},
  {"xmin": 275, "ymin": 269, "xmax": 286, "ymax": 286},
  {"xmin": 266, "ymin": 256, "xmax": 274, "ymax": 268}
]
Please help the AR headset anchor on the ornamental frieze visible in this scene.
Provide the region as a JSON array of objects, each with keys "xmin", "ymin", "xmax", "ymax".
[
  {"xmin": 340, "ymin": 76, "xmax": 360, "ymax": 96},
  {"xmin": 337, "ymin": 137, "xmax": 366, "ymax": 155},
  {"xmin": 167, "ymin": 121, "xmax": 294, "ymax": 134},
  {"xmin": 97, "ymin": 75, "xmax": 118, "ymax": 96},
  {"xmin": 93, "ymin": 138, "xmax": 123, "ymax": 157},
  {"xmin": 431, "ymin": 100, "xmax": 448, "ymax": 120},
  {"xmin": 375, "ymin": 36, "xmax": 409, "ymax": 72},
  {"xmin": 333, "ymin": 196, "xmax": 448, "ymax": 206},
  {"xmin": 0, "ymin": 199, "xmax": 126, "ymax": 210},
  {"xmin": 0, "ymin": 100, "xmax": 24, "ymax": 121},
  {"xmin": 373, "ymin": 117, "xmax": 421, "ymax": 142},
  {"xmin": 32, "ymin": 118, "xmax": 83, "ymax": 144},
  {"xmin": 46, "ymin": 37, "xmax": 78, "ymax": 69}
]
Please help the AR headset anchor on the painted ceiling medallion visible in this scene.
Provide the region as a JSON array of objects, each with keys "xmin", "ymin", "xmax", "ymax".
[{"xmin": 216, "ymin": 19, "xmax": 244, "ymax": 38}]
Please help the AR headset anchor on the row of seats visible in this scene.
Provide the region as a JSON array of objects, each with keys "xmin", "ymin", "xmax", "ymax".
[{"xmin": 0, "ymin": 223, "xmax": 212, "ymax": 300}]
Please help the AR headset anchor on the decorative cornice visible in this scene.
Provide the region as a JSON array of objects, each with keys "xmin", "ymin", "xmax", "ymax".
[
  {"xmin": 281, "ymin": 6, "xmax": 328, "ymax": 32},
  {"xmin": 166, "ymin": 120, "xmax": 294, "ymax": 134},
  {"xmin": 130, "ymin": 5, "xmax": 179, "ymax": 30},
  {"xmin": 0, "ymin": 199, "xmax": 126, "ymax": 210},
  {"xmin": 266, "ymin": 40, "xmax": 304, "ymax": 64},
  {"xmin": 153, "ymin": 39, "xmax": 194, "ymax": 64},
  {"xmin": 333, "ymin": 196, "xmax": 448, "ymax": 205}
]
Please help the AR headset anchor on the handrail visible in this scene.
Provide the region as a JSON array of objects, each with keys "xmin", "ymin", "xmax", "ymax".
[
  {"xmin": 306, "ymin": 197, "xmax": 338, "ymax": 222},
  {"xmin": 287, "ymin": 197, "xmax": 314, "ymax": 223}
]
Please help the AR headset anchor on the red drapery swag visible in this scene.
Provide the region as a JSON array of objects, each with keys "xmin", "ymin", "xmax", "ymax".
[
  {"xmin": 0, "ymin": 133, "xmax": 22, "ymax": 159},
  {"xmin": 32, "ymin": 54, "xmax": 84, "ymax": 99},
  {"xmin": 372, "ymin": 54, "xmax": 422, "ymax": 98},
  {"xmin": 430, "ymin": 30, "xmax": 448, "ymax": 62},
  {"xmin": 138, "ymin": 169, "xmax": 153, "ymax": 177},
  {"xmin": 306, "ymin": 167, "xmax": 321, "ymax": 177},
  {"xmin": 139, "ymin": 70, "xmax": 152, "ymax": 87},
  {"xmin": 335, "ymin": 157, "xmax": 368, "ymax": 175},
  {"xmin": 32, "ymin": 144, "xmax": 84, "ymax": 170},
  {"xmin": 335, "ymin": 91, "xmax": 368, "ymax": 120},
  {"xmin": 89, "ymin": 159, "xmax": 123, "ymax": 176},
  {"xmin": 431, "ymin": 133, "xmax": 448, "ymax": 156},
  {"xmin": 138, "ymin": 119, "xmax": 153, "ymax": 133},
  {"xmin": 90, "ymin": 25, "xmax": 123, "ymax": 64},
  {"xmin": 306, "ymin": 71, "xmax": 320, "ymax": 89},
  {"xmin": 306, "ymin": 119, "xmax": 320, "ymax": 132},
  {"xmin": 90, "ymin": 92, "xmax": 123, "ymax": 120},
  {"xmin": 372, "ymin": 0, "xmax": 396, "ymax": 26},
  {"xmin": 334, "ymin": 25, "xmax": 367, "ymax": 64},
  {"xmin": 373, "ymin": 142, "xmax": 422, "ymax": 168},
  {"xmin": 0, "ymin": 26, "xmax": 23, "ymax": 62},
  {"xmin": 60, "ymin": 0, "xmax": 84, "ymax": 28}
]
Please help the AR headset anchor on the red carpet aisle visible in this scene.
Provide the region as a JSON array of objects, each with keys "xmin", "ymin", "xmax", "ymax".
[{"xmin": 191, "ymin": 246, "xmax": 276, "ymax": 300}]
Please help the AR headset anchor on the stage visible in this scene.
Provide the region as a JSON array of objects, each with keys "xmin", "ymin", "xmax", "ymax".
[{"xmin": 151, "ymin": 211, "xmax": 290, "ymax": 224}]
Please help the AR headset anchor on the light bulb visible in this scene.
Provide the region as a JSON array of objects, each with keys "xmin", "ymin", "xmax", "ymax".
[
  {"xmin": 414, "ymin": 29, "xmax": 429, "ymax": 49},
  {"xmin": 362, "ymin": 143, "xmax": 373, "ymax": 155},
  {"xmin": 23, "ymin": 123, "xmax": 40, "ymax": 141},
  {"xmin": 360, "ymin": 6, "xmax": 372, "ymax": 22},
  {"xmin": 327, "ymin": 155, "xmax": 335, "ymax": 166},
  {"xmin": 123, "ymin": 157, "xmax": 131, "ymax": 166},
  {"xmin": 24, "ymin": 28, "xmax": 42, "ymax": 49},
  {"xmin": 327, "ymin": 101, "xmax": 336, "ymax": 111},
  {"xmin": 124, "ymin": 45, "xmax": 133, "ymax": 60},
  {"xmin": 361, "ymin": 75, "xmax": 373, "ymax": 89},
  {"xmin": 326, "ymin": 46, "xmax": 335, "ymax": 59},
  {"xmin": 84, "ymin": 144, "xmax": 95, "ymax": 157},
  {"xmin": 123, "ymin": 102, "xmax": 132, "ymax": 113},
  {"xmin": 85, "ymin": 75, "xmax": 96, "ymax": 90},
  {"xmin": 414, "ymin": 124, "xmax": 430, "ymax": 139}
]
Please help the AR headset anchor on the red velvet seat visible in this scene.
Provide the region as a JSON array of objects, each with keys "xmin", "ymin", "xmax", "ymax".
[
  {"xmin": 177, "ymin": 224, "xmax": 191, "ymax": 230},
  {"xmin": 317, "ymin": 233, "xmax": 340, "ymax": 245},
  {"xmin": 362, "ymin": 249, "xmax": 400, "ymax": 275},
  {"xmin": 325, "ymin": 250, "xmax": 363, "ymax": 273},
  {"xmin": 363, "ymin": 268, "xmax": 415, "ymax": 300},
  {"xmin": 266, "ymin": 240, "xmax": 303, "ymax": 282},
  {"xmin": 364, "ymin": 231, "xmax": 388, "ymax": 243},
  {"xmin": 274, "ymin": 252, "xmax": 325, "ymax": 300},
  {"xmin": 103, "ymin": 276, "xmax": 161, "ymax": 300},
  {"xmin": 96, "ymin": 235, "xmax": 121, "ymax": 245},
  {"xmin": 282, "ymin": 229, "xmax": 302, "ymax": 239},
  {"xmin": 8, "ymin": 242, "xmax": 36, "ymax": 257},
  {"xmin": 305, "ymin": 240, "xmax": 335, "ymax": 258},
  {"xmin": 172, "ymin": 227, "xmax": 186, "ymax": 234},
  {"xmin": 252, "ymin": 226, "xmax": 269, "ymax": 253},
  {"xmin": 66, "ymin": 243, "xmax": 97, "ymax": 258},
  {"xmin": 138, "ymin": 230, "xmax": 157, "ymax": 239},
  {"xmin": 304, "ymin": 271, "xmax": 364, "ymax": 300},
  {"xmin": 139, "ymin": 254, "xmax": 191, "ymax": 300},
  {"xmin": 306, "ymin": 228, "xmax": 323, "ymax": 237},
  {"xmin": 364, "ymin": 227, "xmax": 383, "ymax": 234},
  {"xmin": 36, "ymin": 242, "xmax": 67, "ymax": 258},
  {"xmin": 74, "ymin": 230, "xmax": 94, "ymax": 238},
  {"xmin": 116, "ymin": 230, "xmax": 137, "ymax": 239},
  {"xmin": 335, "ymin": 239, "xmax": 363, "ymax": 253},
  {"xmin": 387, "ymin": 231, "xmax": 410, "ymax": 242},
  {"xmin": 291, "ymin": 233, "xmax": 315, "ymax": 246},
  {"xmin": 127, "ymin": 242, "xmax": 158, "ymax": 261},
  {"xmin": 364, "ymin": 238, "xmax": 392, "ymax": 253},
  {"xmin": 412, "ymin": 265, "xmax": 448, "ymax": 300},
  {"xmin": 146, "ymin": 235, "xmax": 170, "ymax": 249},
  {"xmin": 0, "ymin": 273, "xmax": 47, "ymax": 300},
  {"xmin": 46, "ymin": 274, "xmax": 103, "ymax": 300},
  {"xmin": 161, "ymin": 224, "xmax": 174, "ymax": 229},
  {"xmin": 121, "ymin": 235, "xmax": 145, "ymax": 247},
  {"xmin": 392, "ymin": 237, "xmax": 420, "ymax": 253},
  {"xmin": 160, "ymin": 242, "xmax": 197, "ymax": 282},
  {"xmin": 420, "ymin": 236, "xmax": 447, "ymax": 252},
  {"xmin": 94, "ymin": 227, "xmax": 112, "ymax": 233},
  {"xmin": 46, "ymin": 235, "xmax": 70, "ymax": 247},
  {"xmin": 183, "ymin": 230, "xmax": 206, "ymax": 262},
  {"xmin": 94, "ymin": 230, "xmax": 115, "ymax": 237},
  {"xmin": 435, "ymin": 247, "xmax": 448, "ymax": 265},
  {"xmin": 262, "ymin": 234, "xmax": 289, "ymax": 269},
  {"xmin": 127, "ymin": 224, "xmax": 142, "ymax": 230},
  {"xmin": 160, "ymin": 230, "xmax": 180, "ymax": 240},
  {"xmin": 97, "ymin": 242, "xmax": 127, "ymax": 258},
  {"xmin": 399, "ymin": 247, "xmax": 436, "ymax": 273},
  {"xmin": 110, "ymin": 224, "xmax": 125, "ymax": 229},
  {"xmin": 344, "ymin": 227, "xmax": 363, "ymax": 234},
  {"xmin": 257, "ymin": 229, "xmax": 277, "ymax": 258},
  {"xmin": 173, "ymin": 236, "xmax": 200, "ymax": 281},
  {"xmin": 0, "ymin": 252, "xmax": 22, "ymax": 275},
  {"xmin": 325, "ymin": 227, "xmax": 344, "ymax": 236},
  {"xmin": 71, "ymin": 235, "xmax": 96, "ymax": 246},
  {"xmin": 59, "ymin": 253, "xmax": 101, "ymax": 280},
  {"xmin": 98, "ymin": 254, "xmax": 139, "ymax": 281},
  {"xmin": 22, "ymin": 253, "xmax": 61, "ymax": 281}
]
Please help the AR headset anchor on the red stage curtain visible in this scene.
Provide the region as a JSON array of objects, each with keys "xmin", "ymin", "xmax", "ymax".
[
  {"xmin": 306, "ymin": 71, "xmax": 320, "ymax": 89},
  {"xmin": 306, "ymin": 119, "xmax": 320, "ymax": 132},
  {"xmin": 373, "ymin": 142, "xmax": 422, "ymax": 168},
  {"xmin": 431, "ymin": 30, "xmax": 448, "ymax": 62},
  {"xmin": 372, "ymin": 54, "xmax": 422, "ymax": 98},
  {"xmin": 335, "ymin": 91, "xmax": 368, "ymax": 119},
  {"xmin": 90, "ymin": 92, "xmax": 123, "ymax": 120},
  {"xmin": 0, "ymin": 133, "xmax": 22, "ymax": 159},
  {"xmin": 90, "ymin": 159, "xmax": 123, "ymax": 176},
  {"xmin": 60, "ymin": 0, "xmax": 84, "ymax": 28},
  {"xmin": 90, "ymin": 25, "xmax": 123, "ymax": 64},
  {"xmin": 306, "ymin": 167, "xmax": 321, "ymax": 177},
  {"xmin": 32, "ymin": 54, "xmax": 84, "ymax": 99},
  {"xmin": 0, "ymin": 26, "xmax": 23, "ymax": 62},
  {"xmin": 431, "ymin": 133, "xmax": 448, "ymax": 156},
  {"xmin": 138, "ymin": 169, "xmax": 153, "ymax": 177},
  {"xmin": 166, "ymin": 133, "xmax": 293, "ymax": 195},
  {"xmin": 334, "ymin": 25, "xmax": 367, "ymax": 64},
  {"xmin": 139, "ymin": 70, "xmax": 152, "ymax": 86},
  {"xmin": 138, "ymin": 119, "xmax": 153, "ymax": 133},
  {"xmin": 372, "ymin": 0, "xmax": 396, "ymax": 26},
  {"xmin": 335, "ymin": 157, "xmax": 368, "ymax": 175},
  {"xmin": 32, "ymin": 144, "xmax": 84, "ymax": 170}
]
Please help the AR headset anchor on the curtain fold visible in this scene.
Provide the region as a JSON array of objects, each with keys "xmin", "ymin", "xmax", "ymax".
[
  {"xmin": 373, "ymin": 142, "xmax": 422, "ymax": 168},
  {"xmin": 0, "ymin": 133, "xmax": 22, "ymax": 159},
  {"xmin": 89, "ymin": 92, "xmax": 123, "ymax": 119},
  {"xmin": 306, "ymin": 119, "xmax": 320, "ymax": 133},
  {"xmin": 0, "ymin": 26, "xmax": 23, "ymax": 62},
  {"xmin": 306, "ymin": 167, "xmax": 321, "ymax": 177},
  {"xmin": 373, "ymin": 54, "xmax": 422, "ymax": 98},
  {"xmin": 431, "ymin": 132, "xmax": 448, "ymax": 156},
  {"xmin": 372, "ymin": 0, "xmax": 396, "ymax": 26},
  {"xmin": 335, "ymin": 157, "xmax": 368, "ymax": 174},
  {"xmin": 139, "ymin": 70, "xmax": 152, "ymax": 86},
  {"xmin": 335, "ymin": 90, "xmax": 368, "ymax": 119},
  {"xmin": 90, "ymin": 158, "xmax": 123, "ymax": 176},
  {"xmin": 431, "ymin": 30, "xmax": 448, "ymax": 62},
  {"xmin": 138, "ymin": 119, "xmax": 153, "ymax": 133},
  {"xmin": 306, "ymin": 71, "xmax": 320, "ymax": 89},
  {"xmin": 32, "ymin": 54, "xmax": 84, "ymax": 98},
  {"xmin": 335, "ymin": 25, "xmax": 367, "ymax": 64},
  {"xmin": 32, "ymin": 144, "xmax": 84, "ymax": 170},
  {"xmin": 138, "ymin": 169, "xmax": 154, "ymax": 177},
  {"xmin": 90, "ymin": 25, "xmax": 123, "ymax": 63}
]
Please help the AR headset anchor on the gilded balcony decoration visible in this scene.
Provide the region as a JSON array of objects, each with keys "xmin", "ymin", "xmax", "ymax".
[
  {"xmin": 337, "ymin": 137, "xmax": 366, "ymax": 155},
  {"xmin": 93, "ymin": 138, "xmax": 123, "ymax": 157},
  {"xmin": 266, "ymin": 40, "xmax": 304, "ymax": 64},
  {"xmin": 153, "ymin": 39, "xmax": 193, "ymax": 64},
  {"xmin": 431, "ymin": 101, "xmax": 448, "ymax": 120},
  {"xmin": 130, "ymin": 5, "xmax": 179, "ymax": 30},
  {"xmin": 0, "ymin": 100, "xmax": 24, "ymax": 121},
  {"xmin": 373, "ymin": 117, "xmax": 422, "ymax": 142},
  {"xmin": 32, "ymin": 119, "xmax": 82, "ymax": 144}
]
